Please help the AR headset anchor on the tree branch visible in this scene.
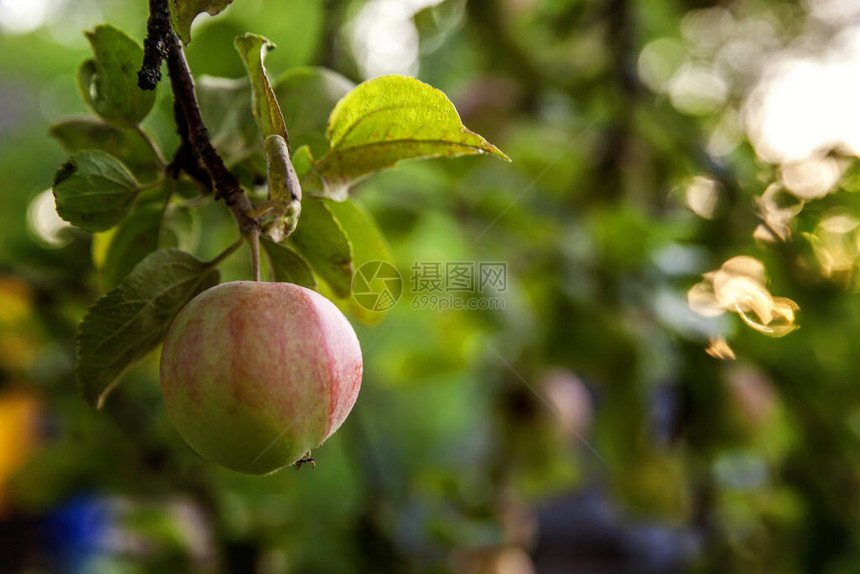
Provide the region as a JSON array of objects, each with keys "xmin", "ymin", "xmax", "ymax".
[
  {"xmin": 167, "ymin": 99, "xmax": 213, "ymax": 191},
  {"xmin": 139, "ymin": 0, "xmax": 260, "ymax": 244},
  {"xmin": 164, "ymin": 31, "xmax": 259, "ymax": 239},
  {"xmin": 138, "ymin": 0, "xmax": 171, "ymax": 90}
]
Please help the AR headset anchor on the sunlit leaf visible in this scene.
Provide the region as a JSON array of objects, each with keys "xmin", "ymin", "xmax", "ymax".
[
  {"xmin": 687, "ymin": 282, "xmax": 724, "ymax": 318},
  {"xmin": 77, "ymin": 25, "xmax": 156, "ymax": 127},
  {"xmin": 304, "ymin": 75, "xmax": 510, "ymax": 200},
  {"xmin": 737, "ymin": 307, "xmax": 800, "ymax": 337},
  {"xmin": 76, "ymin": 249, "xmax": 220, "ymax": 408},
  {"xmin": 261, "ymin": 237, "xmax": 317, "ymax": 289},
  {"xmin": 689, "ymin": 256, "xmax": 800, "ymax": 339},
  {"xmin": 170, "ymin": 0, "xmax": 234, "ymax": 45},
  {"xmin": 705, "ymin": 336, "xmax": 735, "ymax": 360},
  {"xmin": 53, "ymin": 151, "xmax": 140, "ymax": 232}
]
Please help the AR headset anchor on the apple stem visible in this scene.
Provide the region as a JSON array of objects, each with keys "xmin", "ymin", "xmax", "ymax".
[{"xmin": 248, "ymin": 228, "xmax": 261, "ymax": 281}]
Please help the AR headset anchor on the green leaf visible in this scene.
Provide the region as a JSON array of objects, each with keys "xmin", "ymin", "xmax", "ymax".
[
  {"xmin": 100, "ymin": 201, "xmax": 164, "ymax": 290},
  {"xmin": 303, "ymin": 75, "xmax": 510, "ymax": 200},
  {"xmin": 289, "ymin": 197, "xmax": 353, "ymax": 297},
  {"xmin": 234, "ymin": 34, "xmax": 288, "ymax": 144},
  {"xmin": 95, "ymin": 193, "xmax": 201, "ymax": 290},
  {"xmin": 160, "ymin": 203, "xmax": 201, "ymax": 253},
  {"xmin": 170, "ymin": 0, "xmax": 234, "ymax": 45},
  {"xmin": 328, "ymin": 199, "xmax": 392, "ymax": 266},
  {"xmin": 53, "ymin": 151, "xmax": 141, "ymax": 232},
  {"xmin": 273, "ymin": 67, "xmax": 354, "ymax": 158},
  {"xmin": 291, "ymin": 145, "xmax": 314, "ymax": 180},
  {"xmin": 76, "ymin": 249, "xmax": 220, "ymax": 408},
  {"xmin": 196, "ymin": 76, "xmax": 255, "ymax": 158},
  {"xmin": 195, "ymin": 67, "xmax": 354, "ymax": 170},
  {"xmin": 77, "ymin": 25, "xmax": 156, "ymax": 127},
  {"xmin": 327, "ymin": 199, "xmax": 396, "ymax": 325},
  {"xmin": 261, "ymin": 237, "xmax": 317, "ymax": 289},
  {"xmin": 49, "ymin": 118, "xmax": 160, "ymax": 179}
]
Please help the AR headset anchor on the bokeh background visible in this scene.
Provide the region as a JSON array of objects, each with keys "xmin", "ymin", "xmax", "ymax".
[{"xmin": 3, "ymin": 0, "xmax": 860, "ymax": 572}]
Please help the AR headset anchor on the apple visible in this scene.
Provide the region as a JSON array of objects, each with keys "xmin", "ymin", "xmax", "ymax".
[{"xmin": 159, "ymin": 281, "xmax": 362, "ymax": 474}]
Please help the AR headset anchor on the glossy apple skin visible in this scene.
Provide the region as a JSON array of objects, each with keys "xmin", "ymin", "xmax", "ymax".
[{"xmin": 159, "ymin": 281, "xmax": 362, "ymax": 474}]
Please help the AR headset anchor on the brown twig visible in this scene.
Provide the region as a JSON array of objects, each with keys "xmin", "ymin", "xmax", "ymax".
[
  {"xmin": 167, "ymin": 99, "xmax": 213, "ymax": 191},
  {"xmin": 138, "ymin": 0, "xmax": 259, "ymax": 243},
  {"xmin": 164, "ymin": 30, "xmax": 259, "ymax": 239},
  {"xmin": 138, "ymin": 0, "xmax": 171, "ymax": 90}
]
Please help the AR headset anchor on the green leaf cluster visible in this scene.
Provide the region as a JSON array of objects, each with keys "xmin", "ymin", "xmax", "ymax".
[
  {"xmin": 53, "ymin": 24, "xmax": 166, "ymax": 239},
  {"xmin": 49, "ymin": 24, "xmax": 506, "ymax": 408},
  {"xmin": 201, "ymin": 63, "xmax": 509, "ymax": 203}
]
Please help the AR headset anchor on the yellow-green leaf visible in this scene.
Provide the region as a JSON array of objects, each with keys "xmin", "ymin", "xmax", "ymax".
[{"xmin": 304, "ymin": 75, "xmax": 510, "ymax": 200}]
